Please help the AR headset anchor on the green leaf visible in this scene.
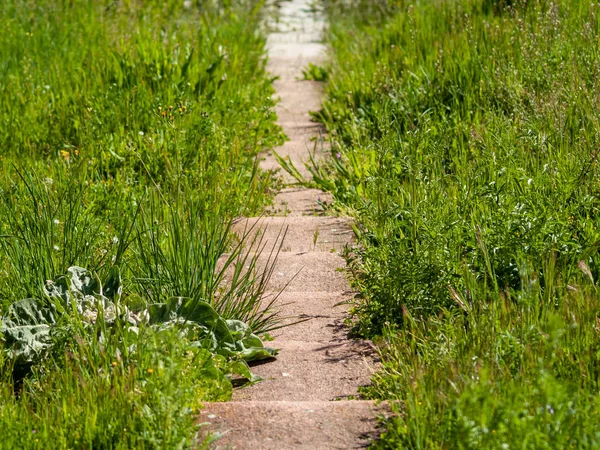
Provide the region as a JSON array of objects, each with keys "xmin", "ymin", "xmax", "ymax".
[
  {"xmin": 66, "ymin": 266, "xmax": 101, "ymax": 296},
  {"xmin": 0, "ymin": 298, "xmax": 57, "ymax": 365},
  {"xmin": 103, "ymin": 266, "xmax": 122, "ymax": 301},
  {"xmin": 147, "ymin": 297, "xmax": 278, "ymax": 362}
]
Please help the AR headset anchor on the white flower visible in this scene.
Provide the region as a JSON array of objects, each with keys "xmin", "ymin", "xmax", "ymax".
[
  {"xmin": 53, "ymin": 219, "xmax": 60, "ymax": 225},
  {"xmin": 83, "ymin": 309, "xmax": 98, "ymax": 324},
  {"xmin": 138, "ymin": 131, "xmax": 144, "ymax": 136}
]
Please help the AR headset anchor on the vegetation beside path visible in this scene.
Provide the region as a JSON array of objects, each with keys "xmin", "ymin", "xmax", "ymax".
[
  {"xmin": 314, "ymin": 0, "xmax": 600, "ymax": 447},
  {"xmin": 0, "ymin": 0, "xmax": 283, "ymax": 447}
]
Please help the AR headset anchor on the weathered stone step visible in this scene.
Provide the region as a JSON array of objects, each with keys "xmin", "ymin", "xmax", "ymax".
[
  {"xmin": 268, "ymin": 31, "xmax": 324, "ymax": 44},
  {"xmin": 271, "ymin": 121, "xmax": 323, "ymax": 141},
  {"xmin": 234, "ymin": 340, "xmax": 377, "ymax": 402},
  {"xmin": 273, "ymin": 79, "xmax": 324, "ymax": 114},
  {"xmin": 263, "ymin": 251, "xmax": 348, "ymax": 292},
  {"xmin": 260, "ymin": 139, "xmax": 328, "ymax": 181},
  {"xmin": 263, "ymin": 291, "xmax": 351, "ymax": 341},
  {"xmin": 200, "ymin": 400, "xmax": 386, "ymax": 450},
  {"xmin": 220, "ymin": 251, "xmax": 348, "ymax": 292},
  {"xmin": 267, "ymin": 188, "xmax": 333, "ymax": 216},
  {"xmin": 268, "ymin": 42, "xmax": 325, "ymax": 62},
  {"xmin": 233, "ymin": 216, "xmax": 353, "ymax": 254}
]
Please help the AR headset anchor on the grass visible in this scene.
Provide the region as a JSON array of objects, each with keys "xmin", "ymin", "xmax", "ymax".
[
  {"xmin": 0, "ymin": 0, "xmax": 285, "ymax": 447},
  {"xmin": 312, "ymin": 0, "xmax": 600, "ymax": 447}
]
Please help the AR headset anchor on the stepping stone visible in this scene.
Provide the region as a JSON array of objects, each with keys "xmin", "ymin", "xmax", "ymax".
[
  {"xmin": 234, "ymin": 340, "xmax": 378, "ymax": 402},
  {"xmin": 218, "ymin": 252, "xmax": 349, "ymax": 293},
  {"xmin": 200, "ymin": 401, "xmax": 386, "ymax": 450},
  {"xmin": 268, "ymin": 188, "xmax": 333, "ymax": 216},
  {"xmin": 232, "ymin": 216, "xmax": 354, "ymax": 253},
  {"xmin": 262, "ymin": 251, "xmax": 349, "ymax": 292},
  {"xmin": 273, "ymin": 80, "xmax": 324, "ymax": 115}
]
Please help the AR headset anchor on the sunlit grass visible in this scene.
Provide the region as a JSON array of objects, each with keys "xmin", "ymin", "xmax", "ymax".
[
  {"xmin": 0, "ymin": 0, "xmax": 283, "ymax": 447},
  {"xmin": 315, "ymin": 0, "xmax": 600, "ymax": 447}
]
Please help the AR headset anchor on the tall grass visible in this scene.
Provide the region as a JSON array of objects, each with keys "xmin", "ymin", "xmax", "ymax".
[
  {"xmin": 0, "ymin": 0, "xmax": 283, "ymax": 447},
  {"xmin": 315, "ymin": 0, "xmax": 600, "ymax": 446}
]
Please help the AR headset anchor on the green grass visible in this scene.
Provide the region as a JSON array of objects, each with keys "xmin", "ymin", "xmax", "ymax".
[
  {"xmin": 0, "ymin": 0, "xmax": 284, "ymax": 447},
  {"xmin": 313, "ymin": 0, "xmax": 600, "ymax": 447}
]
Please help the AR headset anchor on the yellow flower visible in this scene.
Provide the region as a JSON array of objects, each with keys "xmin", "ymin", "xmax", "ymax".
[
  {"xmin": 147, "ymin": 368, "xmax": 153, "ymax": 374},
  {"xmin": 60, "ymin": 150, "xmax": 69, "ymax": 160}
]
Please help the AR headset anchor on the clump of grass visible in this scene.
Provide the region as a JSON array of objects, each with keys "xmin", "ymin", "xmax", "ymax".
[
  {"xmin": 302, "ymin": 62, "xmax": 329, "ymax": 82},
  {"xmin": 0, "ymin": 322, "xmax": 220, "ymax": 449},
  {"xmin": 132, "ymin": 188, "xmax": 286, "ymax": 335},
  {"xmin": 316, "ymin": 0, "xmax": 600, "ymax": 446}
]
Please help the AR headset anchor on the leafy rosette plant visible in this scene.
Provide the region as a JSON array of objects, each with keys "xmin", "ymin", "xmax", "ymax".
[
  {"xmin": 0, "ymin": 266, "xmax": 124, "ymax": 366},
  {"xmin": 147, "ymin": 297, "xmax": 278, "ymax": 362},
  {"xmin": 0, "ymin": 266, "xmax": 278, "ymax": 378}
]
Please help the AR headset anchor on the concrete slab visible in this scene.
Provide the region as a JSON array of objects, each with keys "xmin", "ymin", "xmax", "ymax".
[
  {"xmin": 232, "ymin": 216, "xmax": 354, "ymax": 253},
  {"xmin": 201, "ymin": 401, "xmax": 387, "ymax": 450}
]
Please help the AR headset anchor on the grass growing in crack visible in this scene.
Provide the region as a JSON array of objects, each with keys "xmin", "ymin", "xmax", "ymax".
[
  {"xmin": 0, "ymin": 0, "xmax": 285, "ymax": 447},
  {"xmin": 316, "ymin": 0, "xmax": 600, "ymax": 447}
]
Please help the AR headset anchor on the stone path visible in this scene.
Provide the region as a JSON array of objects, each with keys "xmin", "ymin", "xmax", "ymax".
[{"xmin": 200, "ymin": 2, "xmax": 384, "ymax": 448}]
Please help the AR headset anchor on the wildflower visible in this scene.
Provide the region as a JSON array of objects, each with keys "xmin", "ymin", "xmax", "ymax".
[
  {"xmin": 138, "ymin": 131, "xmax": 144, "ymax": 136},
  {"xmin": 111, "ymin": 361, "xmax": 118, "ymax": 367},
  {"xmin": 53, "ymin": 219, "xmax": 60, "ymax": 225},
  {"xmin": 83, "ymin": 309, "xmax": 98, "ymax": 323},
  {"xmin": 60, "ymin": 150, "xmax": 69, "ymax": 160},
  {"xmin": 147, "ymin": 368, "xmax": 154, "ymax": 374},
  {"xmin": 53, "ymin": 245, "xmax": 59, "ymax": 251}
]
